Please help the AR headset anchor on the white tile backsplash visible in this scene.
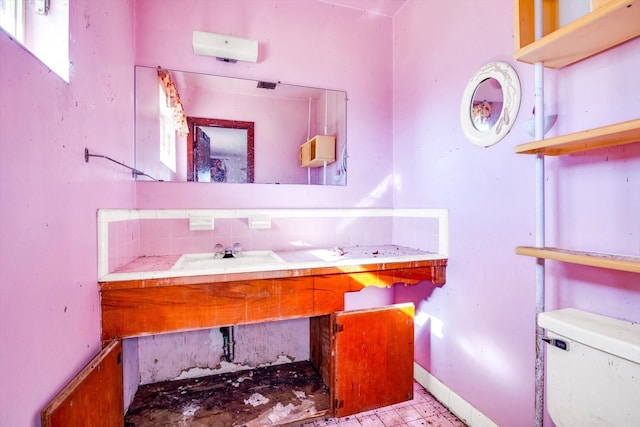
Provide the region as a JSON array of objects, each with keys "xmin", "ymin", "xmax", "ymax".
[{"xmin": 97, "ymin": 208, "xmax": 448, "ymax": 280}]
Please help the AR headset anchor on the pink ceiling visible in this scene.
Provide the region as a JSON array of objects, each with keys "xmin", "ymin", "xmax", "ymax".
[{"xmin": 318, "ymin": 0, "xmax": 408, "ymax": 17}]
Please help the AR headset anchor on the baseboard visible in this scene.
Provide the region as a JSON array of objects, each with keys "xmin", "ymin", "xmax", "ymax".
[{"xmin": 414, "ymin": 362, "xmax": 498, "ymax": 427}]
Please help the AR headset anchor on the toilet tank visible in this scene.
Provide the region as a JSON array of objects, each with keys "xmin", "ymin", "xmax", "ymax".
[{"xmin": 539, "ymin": 308, "xmax": 640, "ymax": 427}]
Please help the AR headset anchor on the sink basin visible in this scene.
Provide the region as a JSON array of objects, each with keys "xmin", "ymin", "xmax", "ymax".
[{"xmin": 170, "ymin": 250, "xmax": 286, "ymax": 273}]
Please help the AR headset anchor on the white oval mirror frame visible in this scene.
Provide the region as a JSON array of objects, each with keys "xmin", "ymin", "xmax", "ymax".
[{"xmin": 460, "ymin": 61, "xmax": 521, "ymax": 147}]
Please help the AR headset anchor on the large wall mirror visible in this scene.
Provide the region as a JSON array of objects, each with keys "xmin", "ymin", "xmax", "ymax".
[{"xmin": 135, "ymin": 66, "xmax": 347, "ymax": 185}]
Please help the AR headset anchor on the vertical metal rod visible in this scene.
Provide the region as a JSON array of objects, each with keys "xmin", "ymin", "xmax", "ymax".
[
  {"xmin": 307, "ymin": 98, "xmax": 312, "ymax": 141},
  {"xmin": 323, "ymin": 160, "xmax": 327, "ymax": 185},
  {"xmin": 533, "ymin": 0, "xmax": 546, "ymax": 425},
  {"xmin": 324, "ymin": 89, "xmax": 329, "ymax": 135}
]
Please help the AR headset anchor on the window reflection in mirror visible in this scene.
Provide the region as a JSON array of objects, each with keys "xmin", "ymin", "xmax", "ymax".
[{"xmin": 134, "ymin": 66, "xmax": 347, "ymax": 185}]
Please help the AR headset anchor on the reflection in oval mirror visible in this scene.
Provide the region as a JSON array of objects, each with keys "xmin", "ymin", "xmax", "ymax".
[
  {"xmin": 134, "ymin": 66, "xmax": 347, "ymax": 185},
  {"xmin": 470, "ymin": 78, "xmax": 503, "ymax": 132}
]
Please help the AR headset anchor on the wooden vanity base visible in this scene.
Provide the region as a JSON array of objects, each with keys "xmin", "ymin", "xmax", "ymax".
[
  {"xmin": 90, "ymin": 258, "xmax": 445, "ymax": 425},
  {"xmin": 124, "ymin": 361, "xmax": 330, "ymax": 427},
  {"xmin": 100, "ymin": 260, "xmax": 447, "ymax": 343}
]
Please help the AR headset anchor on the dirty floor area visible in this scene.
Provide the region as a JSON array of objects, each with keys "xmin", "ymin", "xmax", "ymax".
[
  {"xmin": 125, "ymin": 361, "xmax": 330, "ymax": 426},
  {"xmin": 125, "ymin": 361, "xmax": 466, "ymax": 427},
  {"xmin": 300, "ymin": 381, "xmax": 467, "ymax": 426}
]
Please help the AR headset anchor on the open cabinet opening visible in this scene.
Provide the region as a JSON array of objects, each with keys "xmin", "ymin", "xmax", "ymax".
[{"xmin": 124, "ymin": 303, "xmax": 414, "ymax": 425}]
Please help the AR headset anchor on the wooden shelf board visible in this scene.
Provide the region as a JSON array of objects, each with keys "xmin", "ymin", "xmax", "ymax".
[
  {"xmin": 514, "ymin": 0, "xmax": 640, "ymax": 69},
  {"xmin": 303, "ymin": 158, "xmax": 336, "ymax": 168},
  {"xmin": 514, "ymin": 118, "xmax": 640, "ymax": 155},
  {"xmin": 515, "ymin": 246, "xmax": 640, "ymax": 273}
]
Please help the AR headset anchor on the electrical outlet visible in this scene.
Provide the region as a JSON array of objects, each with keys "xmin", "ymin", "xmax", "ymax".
[{"xmin": 189, "ymin": 215, "xmax": 215, "ymax": 231}]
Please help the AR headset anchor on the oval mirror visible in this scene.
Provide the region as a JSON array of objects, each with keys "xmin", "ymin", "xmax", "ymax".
[{"xmin": 460, "ymin": 62, "xmax": 520, "ymax": 147}]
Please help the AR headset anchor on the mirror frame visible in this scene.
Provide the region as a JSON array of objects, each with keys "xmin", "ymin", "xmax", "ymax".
[{"xmin": 460, "ymin": 61, "xmax": 521, "ymax": 147}]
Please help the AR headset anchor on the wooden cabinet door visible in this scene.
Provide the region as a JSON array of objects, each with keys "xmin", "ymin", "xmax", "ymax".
[
  {"xmin": 41, "ymin": 340, "xmax": 123, "ymax": 427},
  {"xmin": 331, "ymin": 303, "xmax": 414, "ymax": 418}
]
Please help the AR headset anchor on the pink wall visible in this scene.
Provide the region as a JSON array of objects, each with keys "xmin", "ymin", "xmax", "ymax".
[
  {"xmin": 133, "ymin": 0, "xmax": 394, "ymax": 208},
  {"xmin": 3, "ymin": 1, "xmax": 637, "ymax": 426},
  {"xmin": 392, "ymin": 1, "xmax": 640, "ymax": 426},
  {"xmin": 0, "ymin": 1, "xmax": 136, "ymax": 425}
]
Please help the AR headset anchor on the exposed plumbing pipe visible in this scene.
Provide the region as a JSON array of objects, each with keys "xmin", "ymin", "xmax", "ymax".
[
  {"xmin": 220, "ymin": 326, "xmax": 235, "ymax": 363},
  {"xmin": 533, "ymin": 0, "xmax": 546, "ymax": 425}
]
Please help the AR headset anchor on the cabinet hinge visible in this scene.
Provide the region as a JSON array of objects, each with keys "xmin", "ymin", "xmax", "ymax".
[{"xmin": 333, "ymin": 323, "xmax": 344, "ymax": 333}]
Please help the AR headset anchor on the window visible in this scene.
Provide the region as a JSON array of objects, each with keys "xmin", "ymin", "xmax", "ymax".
[
  {"xmin": 0, "ymin": 0, "xmax": 69, "ymax": 82},
  {"xmin": 159, "ymin": 83, "xmax": 177, "ymax": 173},
  {"xmin": 0, "ymin": 0, "xmax": 25, "ymax": 42}
]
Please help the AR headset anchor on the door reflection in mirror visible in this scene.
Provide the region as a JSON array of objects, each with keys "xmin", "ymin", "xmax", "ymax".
[{"xmin": 188, "ymin": 117, "xmax": 254, "ymax": 183}]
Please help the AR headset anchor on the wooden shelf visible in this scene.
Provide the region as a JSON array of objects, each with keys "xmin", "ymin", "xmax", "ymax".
[
  {"xmin": 300, "ymin": 135, "xmax": 336, "ymax": 168},
  {"xmin": 515, "ymin": 246, "xmax": 640, "ymax": 273},
  {"xmin": 514, "ymin": 0, "xmax": 640, "ymax": 69},
  {"xmin": 514, "ymin": 118, "xmax": 640, "ymax": 155}
]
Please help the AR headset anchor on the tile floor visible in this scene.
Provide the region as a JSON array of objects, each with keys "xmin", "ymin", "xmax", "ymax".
[{"xmin": 299, "ymin": 382, "xmax": 466, "ymax": 427}]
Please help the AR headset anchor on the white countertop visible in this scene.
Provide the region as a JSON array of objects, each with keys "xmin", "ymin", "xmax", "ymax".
[{"xmin": 99, "ymin": 245, "xmax": 446, "ymax": 282}]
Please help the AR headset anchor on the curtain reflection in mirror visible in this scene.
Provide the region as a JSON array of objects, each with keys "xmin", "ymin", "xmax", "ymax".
[{"xmin": 158, "ymin": 68, "xmax": 189, "ymax": 135}]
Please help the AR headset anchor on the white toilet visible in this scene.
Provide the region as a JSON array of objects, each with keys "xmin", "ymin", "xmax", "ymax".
[{"xmin": 538, "ymin": 308, "xmax": 640, "ymax": 427}]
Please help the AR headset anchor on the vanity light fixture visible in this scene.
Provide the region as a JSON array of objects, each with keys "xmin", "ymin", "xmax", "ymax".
[{"xmin": 192, "ymin": 30, "xmax": 259, "ymax": 63}]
